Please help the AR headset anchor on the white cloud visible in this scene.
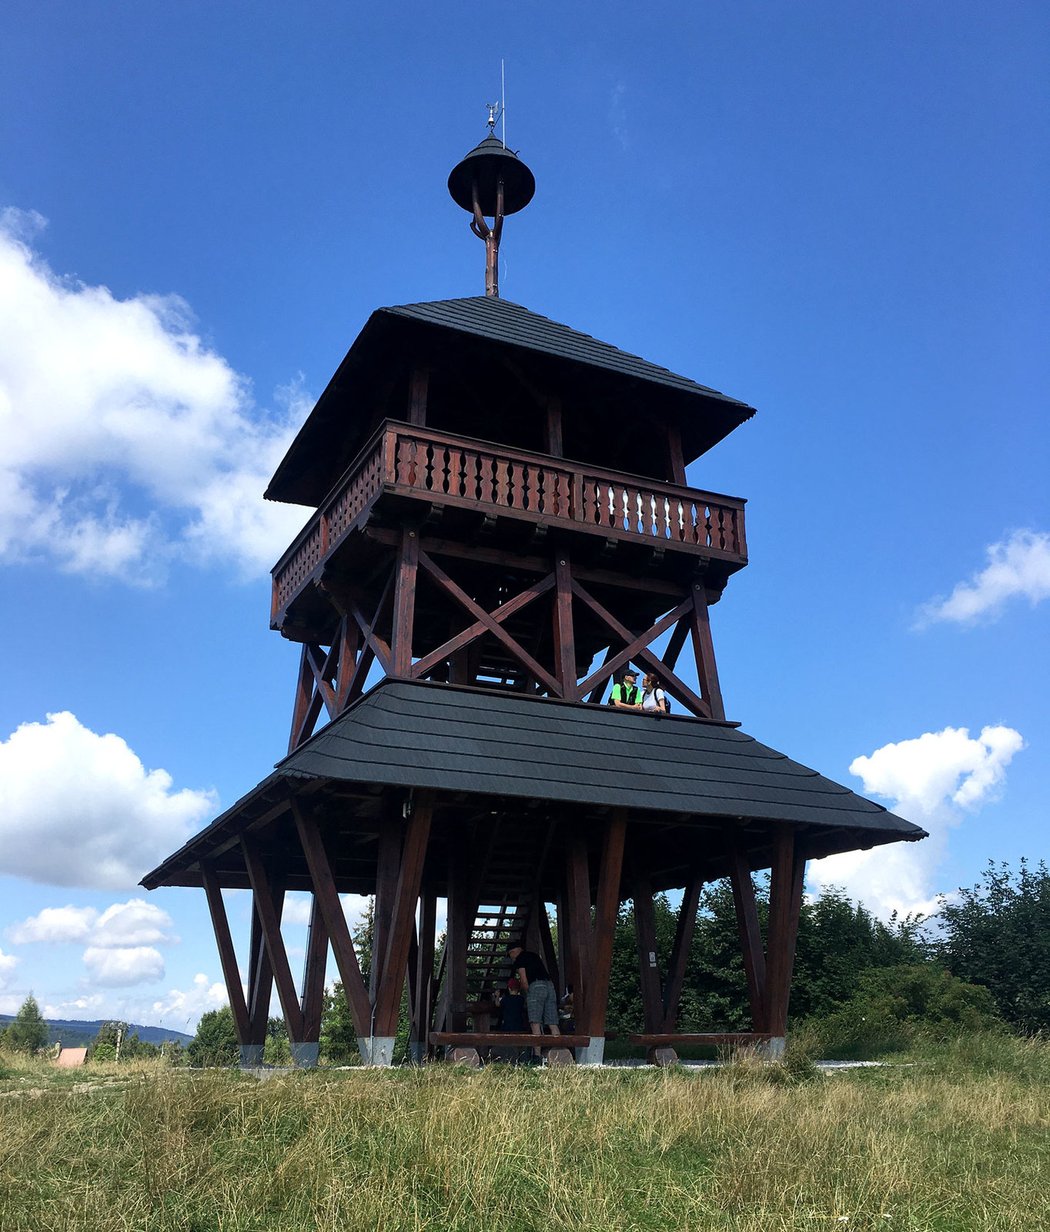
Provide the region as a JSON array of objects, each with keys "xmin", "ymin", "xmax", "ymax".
[
  {"xmin": 83, "ymin": 945, "xmax": 164, "ymax": 986},
  {"xmin": 91, "ymin": 900, "xmax": 177, "ymax": 948},
  {"xmin": 151, "ymin": 972, "xmax": 229, "ymax": 1030},
  {"xmin": 0, "ymin": 208, "xmax": 310, "ymax": 584},
  {"xmin": 809, "ymin": 725, "xmax": 1025, "ymax": 918},
  {"xmin": 282, "ymin": 893, "xmax": 315, "ymax": 926},
  {"xmin": 0, "ymin": 711, "xmax": 216, "ymax": 889},
  {"xmin": 918, "ymin": 530, "xmax": 1050, "ymax": 625},
  {"xmin": 8, "ymin": 905, "xmax": 98, "ymax": 944},
  {"xmin": 42, "ymin": 993, "xmax": 105, "ymax": 1019},
  {"xmin": 0, "ymin": 947, "xmax": 19, "ymax": 988}
]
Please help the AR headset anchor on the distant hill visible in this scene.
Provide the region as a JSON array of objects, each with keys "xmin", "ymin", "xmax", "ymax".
[{"xmin": 0, "ymin": 1014, "xmax": 194, "ymax": 1049}]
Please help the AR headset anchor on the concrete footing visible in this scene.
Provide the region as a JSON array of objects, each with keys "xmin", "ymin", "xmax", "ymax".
[
  {"xmin": 357, "ymin": 1035, "xmax": 396, "ymax": 1066},
  {"xmin": 575, "ymin": 1037, "xmax": 605, "ymax": 1066},
  {"xmin": 545, "ymin": 1047, "xmax": 575, "ymax": 1067},
  {"xmin": 761, "ymin": 1036, "xmax": 786, "ymax": 1061},
  {"xmin": 449, "ymin": 1046, "xmax": 481, "ymax": 1066},
  {"xmin": 291, "ymin": 1041, "xmax": 319, "ymax": 1068},
  {"xmin": 651, "ymin": 1047, "xmax": 679, "ymax": 1067},
  {"xmin": 238, "ymin": 1044, "xmax": 264, "ymax": 1068}
]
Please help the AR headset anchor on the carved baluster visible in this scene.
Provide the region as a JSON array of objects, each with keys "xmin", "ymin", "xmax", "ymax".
[
  {"xmin": 477, "ymin": 454, "xmax": 493, "ymax": 503},
  {"xmin": 396, "ymin": 437, "xmax": 414, "ymax": 486},
  {"xmin": 495, "ymin": 458, "xmax": 511, "ymax": 507},
  {"xmin": 511, "ymin": 461, "xmax": 526, "ymax": 510}
]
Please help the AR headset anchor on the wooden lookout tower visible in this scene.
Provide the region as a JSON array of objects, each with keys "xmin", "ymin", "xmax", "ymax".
[{"xmin": 143, "ymin": 122, "xmax": 926, "ymax": 1066}]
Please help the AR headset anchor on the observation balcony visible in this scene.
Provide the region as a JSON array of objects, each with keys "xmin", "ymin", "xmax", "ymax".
[{"xmin": 271, "ymin": 420, "xmax": 747, "ymax": 630}]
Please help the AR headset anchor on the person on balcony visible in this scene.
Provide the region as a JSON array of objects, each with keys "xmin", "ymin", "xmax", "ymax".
[
  {"xmin": 641, "ymin": 672, "xmax": 669, "ymax": 715},
  {"xmin": 609, "ymin": 669, "xmax": 642, "ymax": 709}
]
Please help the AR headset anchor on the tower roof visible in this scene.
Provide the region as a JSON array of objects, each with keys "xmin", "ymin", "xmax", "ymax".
[
  {"xmin": 141, "ymin": 680, "xmax": 925, "ymax": 895},
  {"xmin": 266, "ymin": 296, "xmax": 756, "ymax": 507}
]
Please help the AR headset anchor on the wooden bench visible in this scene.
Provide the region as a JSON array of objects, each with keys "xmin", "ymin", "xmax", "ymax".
[
  {"xmin": 628, "ymin": 1033, "xmax": 772, "ymax": 1046},
  {"xmin": 430, "ymin": 1032, "xmax": 592, "ymax": 1049}
]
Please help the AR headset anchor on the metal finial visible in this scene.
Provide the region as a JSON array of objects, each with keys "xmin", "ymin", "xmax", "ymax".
[{"xmin": 486, "ymin": 102, "xmax": 499, "ymax": 131}]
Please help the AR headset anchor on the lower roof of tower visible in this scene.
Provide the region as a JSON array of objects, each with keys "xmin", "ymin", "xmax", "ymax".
[
  {"xmin": 141, "ymin": 680, "xmax": 925, "ymax": 894},
  {"xmin": 265, "ymin": 297, "xmax": 757, "ymax": 508}
]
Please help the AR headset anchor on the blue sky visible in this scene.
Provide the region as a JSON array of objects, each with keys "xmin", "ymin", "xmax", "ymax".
[{"xmin": 0, "ymin": 2, "xmax": 1046, "ymax": 1032}]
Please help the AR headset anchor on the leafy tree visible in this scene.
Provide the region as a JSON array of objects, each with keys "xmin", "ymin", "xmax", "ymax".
[
  {"xmin": 4, "ymin": 994, "xmax": 49, "ymax": 1053},
  {"xmin": 936, "ymin": 860, "xmax": 1050, "ymax": 1033},
  {"xmin": 264, "ymin": 1015, "xmax": 291, "ymax": 1065},
  {"xmin": 187, "ymin": 1005, "xmax": 239, "ymax": 1067},
  {"xmin": 320, "ymin": 981, "xmax": 358, "ymax": 1063},
  {"xmin": 88, "ymin": 1021, "xmax": 158, "ymax": 1062},
  {"xmin": 813, "ymin": 964, "xmax": 1002, "ymax": 1058}
]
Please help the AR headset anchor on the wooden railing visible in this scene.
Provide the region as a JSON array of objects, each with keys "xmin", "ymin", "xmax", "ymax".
[{"xmin": 272, "ymin": 422, "xmax": 747, "ymax": 617}]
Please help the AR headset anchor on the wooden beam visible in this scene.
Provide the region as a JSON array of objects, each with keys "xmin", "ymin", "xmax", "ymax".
[
  {"xmin": 430, "ymin": 1032, "xmax": 592, "ymax": 1048},
  {"xmin": 391, "ymin": 529, "xmax": 419, "ymax": 676},
  {"xmin": 552, "ymin": 556, "xmax": 578, "ymax": 701},
  {"xmin": 300, "ymin": 898, "xmax": 330, "ymax": 1042},
  {"xmin": 374, "ymin": 791, "xmax": 434, "ymax": 1037},
  {"xmin": 765, "ymin": 829, "xmax": 806, "ymax": 1036},
  {"xmin": 545, "ymin": 396, "xmax": 564, "ymax": 457},
  {"xmin": 246, "ymin": 888, "xmax": 274, "ymax": 1046},
  {"xmin": 729, "ymin": 849, "xmax": 767, "ymax": 1031},
  {"xmin": 412, "ymin": 889, "xmax": 438, "ymax": 1048},
  {"xmin": 417, "ymin": 550, "xmax": 563, "ymax": 695},
  {"xmin": 200, "ymin": 863, "xmax": 250, "ymax": 1042},
  {"xmin": 371, "ymin": 798, "xmax": 404, "ymax": 1003},
  {"xmin": 666, "ymin": 422, "xmax": 687, "ymax": 486},
  {"xmin": 241, "ymin": 838, "xmax": 305, "ymax": 1041},
  {"xmin": 585, "ymin": 808, "xmax": 627, "ymax": 1038},
  {"xmin": 291, "ymin": 799, "xmax": 372, "ymax": 1039},
  {"xmin": 662, "ymin": 874, "xmax": 702, "ymax": 1032},
  {"xmin": 632, "ymin": 876, "xmax": 664, "ymax": 1034},
  {"xmin": 629, "ymin": 1032, "xmax": 772, "ymax": 1047},
  {"xmin": 564, "ymin": 835, "xmax": 593, "ymax": 1029},
  {"xmin": 409, "ymin": 571, "xmax": 555, "ymax": 680},
  {"xmin": 688, "ymin": 581, "xmax": 726, "ymax": 721}
]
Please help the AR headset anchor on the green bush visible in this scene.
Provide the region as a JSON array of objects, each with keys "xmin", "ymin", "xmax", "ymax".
[{"xmin": 805, "ymin": 964, "xmax": 1002, "ymax": 1059}]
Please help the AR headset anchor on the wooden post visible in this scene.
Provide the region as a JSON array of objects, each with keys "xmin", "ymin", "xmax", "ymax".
[
  {"xmin": 297, "ymin": 898, "xmax": 329, "ymax": 1064},
  {"xmin": 765, "ymin": 829, "xmax": 806, "ymax": 1042},
  {"xmin": 545, "ymin": 396, "xmax": 564, "ymax": 457},
  {"xmin": 200, "ymin": 864, "xmax": 250, "ymax": 1043},
  {"xmin": 242, "ymin": 838, "xmax": 305, "ymax": 1042},
  {"xmin": 391, "ymin": 529, "xmax": 419, "ymax": 677},
  {"xmin": 729, "ymin": 849, "xmax": 768, "ymax": 1031},
  {"xmin": 292, "ymin": 799, "xmax": 372, "ymax": 1040},
  {"xmin": 662, "ymin": 874, "xmax": 702, "ymax": 1032},
  {"xmin": 632, "ymin": 876, "xmax": 664, "ymax": 1034},
  {"xmin": 564, "ymin": 835, "xmax": 593, "ymax": 1032},
  {"xmin": 411, "ymin": 888, "xmax": 437, "ymax": 1060},
  {"xmin": 408, "ymin": 364, "xmax": 429, "ymax": 426},
  {"xmin": 373, "ymin": 791, "xmax": 434, "ymax": 1044},
  {"xmin": 245, "ymin": 906, "xmax": 273, "ymax": 1052},
  {"xmin": 445, "ymin": 845, "xmax": 471, "ymax": 1033},
  {"xmin": 689, "ymin": 582, "xmax": 726, "ymax": 721},
  {"xmin": 552, "ymin": 555, "xmax": 578, "ymax": 701},
  {"xmin": 371, "ymin": 798, "xmax": 404, "ymax": 1003},
  {"xmin": 582, "ymin": 809, "xmax": 627, "ymax": 1060}
]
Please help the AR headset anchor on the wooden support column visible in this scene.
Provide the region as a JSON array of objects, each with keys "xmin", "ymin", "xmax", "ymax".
[
  {"xmin": 689, "ymin": 581, "xmax": 726, "ymax": 721},
  {"xmin": 373, "ymin": 791, "xmax": 434, "ymax": 1040},
  {"xmin": 552, "ymin": 556, "xmax": 578, "ymax": 701},
  {"xmin": 411, "ymin": 888, "xmax": 437, "ymax": 1059},
  {"xmin": 245, "ymin": 889, "xmax": 274, "ymax": 1050},
  {"xmin": 632, "ymin": 876, "xmax": 664, "ymax": 1034},
  {"xmin": 200, "ymin": 864, "xmax": 250, "ymax": 1043},
  {"xmin": 297, "ymin": 898, "xmax": 329, "ymax": 1063},
  {"xmin": 545, "ymin": 396, "xmax": 563, "ymax": 457},
  {"xmin": 371, "ymin": 797, "xmax": 404, "ymax": 1003},
  {"xmin": 242, "ymin": 838, "xmax": 305, "ymax": 1042},
  {"xmin": 564, "ymin": 835, "xmax": 593, "ymax": 1031},
  {"xmin": 583, "ymin": 809, "xmax": 627, "ymax": 1053},
  {"xmin": 729, "ymin": 849, "xmax": 768, "ymax": 1031},
  {"xmin": 666, "ymin": 421, "xmax": 687, "ymax": 486},
  {"xmin": 445, "ymin": 844, "xmax": 472, "ymax": 1033},
  {"xmin": 391, "ymin": 529, "xmax": 419, "ymax": 677},
  {"xmin": 537, "ymin": 898, "xmax": 560, "ymax": 995},
  {"xmin": 662, "ymin": 874, "xmax": 702, "ymax": 1032},
  {"xmin": 765, "ymin": 828, "xmax": 806, "ymax": 1039},
  {"xmin": 292, "ymin": 799, "xmax": 372, "ymax": 1040}
]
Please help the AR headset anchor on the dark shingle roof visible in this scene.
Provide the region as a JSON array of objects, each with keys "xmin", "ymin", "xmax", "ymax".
[
  {"xmin": 283, "ymin": 681, "xmax": 921, "ymax": 837},
  {"xmin": 382, "ymin": 297, "xmax": 752, "ymax": 409}
]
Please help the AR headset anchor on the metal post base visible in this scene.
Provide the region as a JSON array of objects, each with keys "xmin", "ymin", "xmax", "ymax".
[
  {"xmin": 238, "ymin": 1044, "xmax": 265, "ymax": 1068},
  {"xmin": 291, "ymin": 1041, "xmax": 319, "ymax": 1068},
  {"xmin": 357, "ymin": 1036, "xmax": 395, "ymax": 1066},
  {"xmin": 575, "ymin": 1037, "xmax": 605, "ymax": 1066}
]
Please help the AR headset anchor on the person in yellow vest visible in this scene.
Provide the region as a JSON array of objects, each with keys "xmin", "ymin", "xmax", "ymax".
[{"xmin": 609, "ymin": 668, "xmax": 642, "ymax": 709}]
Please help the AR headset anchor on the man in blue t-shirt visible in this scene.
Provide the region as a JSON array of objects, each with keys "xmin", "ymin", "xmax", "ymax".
[{"xmin": 507, "ymin": 944, "xmax": 561, "ymax": 1062}]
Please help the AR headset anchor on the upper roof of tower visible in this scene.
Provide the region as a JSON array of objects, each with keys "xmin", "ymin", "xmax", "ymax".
[{"xmin": 265, "ymin": 296, "xmax": 756, "ymax": 508}]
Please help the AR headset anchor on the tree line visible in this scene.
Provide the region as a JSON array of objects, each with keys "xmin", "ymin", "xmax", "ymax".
[{"xmin": 3, "ymin": 859, "xmax": 1046, "ymax": 1064}]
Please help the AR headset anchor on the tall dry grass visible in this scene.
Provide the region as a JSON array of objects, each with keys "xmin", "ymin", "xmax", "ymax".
[{"xmin": 1, "ymin": 1036, "xmax": 1047, "ymax": 1231}]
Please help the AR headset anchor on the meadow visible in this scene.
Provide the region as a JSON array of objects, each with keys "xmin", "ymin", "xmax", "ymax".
[{"xmin": 1, "ymin": 1035, "xmax": 1047, "ymax": 1232}]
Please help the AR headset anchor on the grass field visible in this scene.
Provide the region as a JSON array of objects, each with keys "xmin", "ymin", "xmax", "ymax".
[{"xmin": 1, "ymin": 1035, "xmax": 1047, "ymax": 1231}]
